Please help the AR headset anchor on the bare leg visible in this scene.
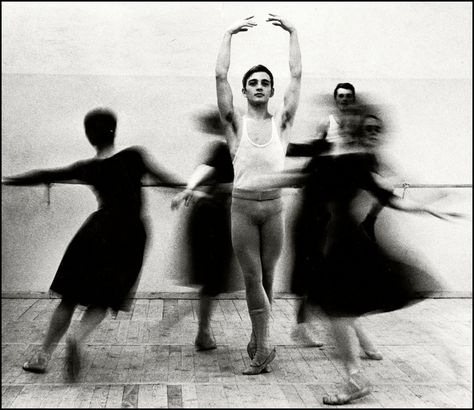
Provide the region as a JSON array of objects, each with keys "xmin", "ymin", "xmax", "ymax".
[
  {"xmin": 199, "ymin": 295, "xmax": 213, "ymax": 331},
  {"xmin": 23, "ymin": 298, "xmax": 76, "ymax": 373},
  {"xmin": 291, "ymin": 298, "xmax": 324, "ymax": 347},
  {"xmin": 66, "ymin": 305, "xmax": 107, "ymax": 381},
  {"xmin": 331, "ymin": 317, "xmax": 360, "ymax": 375},
  {"xmin": 71, "ymin": 305, "xmax": 107, "ymax": 344},
  {"xmin": 42, "ymin": 298, "xmax": 76, "ymax": 356},
  {"xmin": 323, "ymin": 316, "xmax": 372, "ymax": 405},
  {"xmin": 195, "ymin": 294, "xmax": 217, "ymax": 350},
  {"xmin": 353, "ymin": 319, "xmax": 383, "ymax": 360}
]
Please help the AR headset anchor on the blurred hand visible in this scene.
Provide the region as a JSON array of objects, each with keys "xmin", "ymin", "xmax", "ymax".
[
  {"xmin": 171, "ymin": 190, "xmax": 193, "ymax": 210},
  {"xmin": 427, "ymin": 208, "xmax": 466, "ymax": 221},
  {"xmin": 2, "ymin": 178, "xmax": 16, "ymax": 186},
  {"xmin": 2, "ymin": 177, "xmax": 32, "ymax": 186},
  {"xmin": 171, "ymin": 189, "xmax": 212, "ymax": 210}
]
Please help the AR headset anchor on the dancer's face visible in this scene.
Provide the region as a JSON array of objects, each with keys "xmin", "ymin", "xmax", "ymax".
[
  {"xmin": 242, "ymin": 72, "xmax": 274, "ymax": 104},
  {"xmin": 335, "ymin": 88, "xmax": 355, "ymax": 112},
  {"xmin": 362, "ymin": 117, "xmax": 382, "ymax": 148}
]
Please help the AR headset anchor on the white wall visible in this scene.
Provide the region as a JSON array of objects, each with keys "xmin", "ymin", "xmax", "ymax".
[{"xmin": 2, "ymin": 2, "xmax": 472, "ymax": 295}]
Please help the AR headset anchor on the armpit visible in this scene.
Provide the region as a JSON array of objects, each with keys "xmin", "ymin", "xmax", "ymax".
[
  {"xmin": 224, "ymin": 111, "xmax": 239, "ymax": 134},
  {"xmin": 281, "ymin": 111, "xmax": 292, "ymax": 130}
]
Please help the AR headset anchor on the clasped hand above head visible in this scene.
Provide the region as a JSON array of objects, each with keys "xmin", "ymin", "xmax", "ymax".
[{"xmin": 227, "ymin": 13, "xmax": 296, "ymax": 34}]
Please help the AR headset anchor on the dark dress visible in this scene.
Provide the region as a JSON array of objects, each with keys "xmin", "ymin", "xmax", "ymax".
[
  {"xmin": 292, "ymin": 145, "xmax": 443, "ymax": 317},
  {"xmin": 185, "ymin": 140, "xmax": 238, "ymax": 296},
  {"xmin": 49, "ymin": 147, "xmax": 149, "ymax": 312},
  {"xmin": 286, "ymin": 140, "xmax": 331, "ymax": 298}
]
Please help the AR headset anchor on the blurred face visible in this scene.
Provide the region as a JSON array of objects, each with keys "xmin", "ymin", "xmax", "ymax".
[
  {"xmin": 362, "ymin": 117, "xmax": 382, "ymax": 148},
  {"xmin": 242, "ymin": 72, "xmax": 274, "ymax": 104},
  {"xmin": 335, "ymin": 88, "xmax": 355, "ymax": 112}
]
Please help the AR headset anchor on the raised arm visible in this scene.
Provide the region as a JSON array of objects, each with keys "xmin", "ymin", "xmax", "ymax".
[
  {"xmin": 267, "ymin": 14, "xmax": 302, "ymax": 131},
  {"xmin": 215, "ymin": 17, "xmax": 257, "ymax": 143}
]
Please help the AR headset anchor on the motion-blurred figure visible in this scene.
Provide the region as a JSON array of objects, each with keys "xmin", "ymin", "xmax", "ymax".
[
  {"xmin": 358, "ymin": 114, "xmax": 390, "ymax": 242},
  {"xmin": 276, "ymin": 139, "xmax": 457, "ymax": 405},
  {"xmin": 3, "ymin": 108, "xmax": 183, "ymax": 382},
  {"xmin": 171, "ymin": 109, "xmax": 237, "ymax": 351},
  {"xmin": 290, "ymin": 84, "xmax": 379, "ymax": 354},
  {"xmin": 316, "ymin": 82, "xmax": 362, "ymax": 153},
  {"xmin": 253, "ymin": 88, "xmax": 461, "ymax": 403}
]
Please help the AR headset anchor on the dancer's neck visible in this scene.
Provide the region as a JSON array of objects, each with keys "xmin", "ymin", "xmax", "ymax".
[{"xmin": 96, "ymin": 145, "xmax": 117, "ymax": 159}]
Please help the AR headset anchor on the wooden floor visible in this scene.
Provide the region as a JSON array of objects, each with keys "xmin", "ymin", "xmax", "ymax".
[{"xmin": 2, "ymin": 297, "xmax": 472, "ymax": 408}]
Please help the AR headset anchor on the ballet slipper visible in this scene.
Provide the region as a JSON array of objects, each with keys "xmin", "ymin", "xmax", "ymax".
[
  {"xmin": 22, "ymin": 351, "xmax": 50, "ymax": 373},
  {"xmin": 363, "ymin": 349, "xmax": 383, "ymax": 360},
  {"xmin": 323, "ymin": 372, "xmax": 372, "ymax": 405},
  {"xmin": 242, "ymin": 347, "xmax": 276, "ymax": 375},
  {"xmin": 195, "ymin": 330, "xmax": 217, "ymax": 351},
  {"xmin": 246, "ymin": 342, "xmax": 271, "ymax": 373}
]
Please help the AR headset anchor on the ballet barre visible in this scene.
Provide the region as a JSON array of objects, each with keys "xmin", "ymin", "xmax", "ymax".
[{"xmin": 3, "ymin": 181, "xmax": 472, "ymax": 206}]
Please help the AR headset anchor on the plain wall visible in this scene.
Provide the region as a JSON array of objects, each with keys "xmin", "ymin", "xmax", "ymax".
[{"xmin": 2, "ymin": 2, "xmax": 472, "ymax": 295}]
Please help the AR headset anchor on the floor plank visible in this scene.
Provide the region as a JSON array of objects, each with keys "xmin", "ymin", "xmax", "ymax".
[{"xmin": 1, "ymin": 297, "xmax": 471, "ymax": 408}]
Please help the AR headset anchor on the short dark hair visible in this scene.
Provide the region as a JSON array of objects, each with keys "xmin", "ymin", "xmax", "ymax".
[
  {"xmin": 333, "ymin": 82, "xmax": 356, "ymax": 101},
  {"xmin": 362, "ymin": 114, "xmax": 383, "ymax": 131},
  {"xmin": 242, "ymin": 64, "xmax": 274, "ymax": 89},
  {"xmin": 84, "ymin": 108, "xmax": 117, "ymax": 147},
  {"xmin": 363, "ymin": 114, "xmax": 381, "ymax": 123}
]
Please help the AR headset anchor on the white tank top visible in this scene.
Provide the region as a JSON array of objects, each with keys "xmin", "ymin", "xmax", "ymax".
[
  {"xmin": 233, "ymin": 116, "xmax": 285, "ymax": 190},
  {"xmin": 326, "ymin": 114, "xmax": 354, "ymax": 156},
  {"xmin": 326, "ymin": 114, "xmax": 344, "ymax": 143}
]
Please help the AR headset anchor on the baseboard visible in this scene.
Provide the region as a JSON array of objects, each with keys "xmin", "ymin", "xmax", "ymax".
[{"xmin": 1, "ymin": 291, "xmax": 472, "ymax": 299}]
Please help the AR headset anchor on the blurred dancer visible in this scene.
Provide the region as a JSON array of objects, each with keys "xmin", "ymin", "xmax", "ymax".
[
  {"xmin": 171, "ymin": 110, "xmax": 237, "ymax": 351},
  {"xmin": 254, "ymin": 136, "xmax": 459, "ymax": 404},
  {"xmin": 290, "ymin": 83, "xmax": 368, "ymax": 348},
  {"xmin": 316, "ymin": 82, "xmax": 362, "ymax": 153},
  {"xmin": 3, "ymin": 108, "xmax": 183, "ymax": 382},
  {"xmin": 286, "ymin": 140, "xmax": 328, "ymax": 347},
  {"xmin": 358, "ymin": 114, "xmax": 389, "ymax": 241},
  {"xmin": 215, "ymin": 13, "xmax": 302, "ymax": 374}
]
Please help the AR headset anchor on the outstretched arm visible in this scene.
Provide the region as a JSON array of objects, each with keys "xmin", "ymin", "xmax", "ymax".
[
  {"xmin": 267, "ymin": 14, "xmax": 302, "ymax": 132},
  {"xmin": 244, "ymin": 168, "xmax": 309, "ymax": 191},
  {"xmin": 3, "ymin": 164, "xmax": 83, "ymax": 186},
  {"xmin": 363, "ymin": 167, "xmax": 463, "ymax": 222},
  {"xmin": 215, "ymin": 17, "xmax": 257, "ymax": 144},
  {"xmin": 139, "ymin": 148, "xmax": 184, "ymax": 187},
  {"xmin": 386, "ymin": 195, "xmax": 462, "ymax": 221}
]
